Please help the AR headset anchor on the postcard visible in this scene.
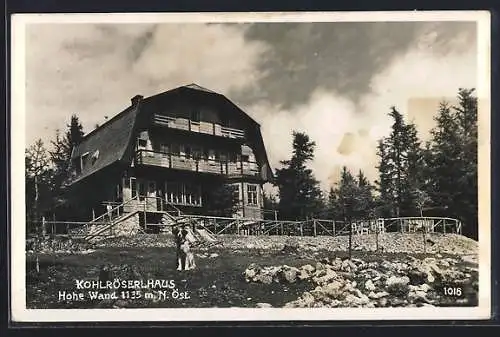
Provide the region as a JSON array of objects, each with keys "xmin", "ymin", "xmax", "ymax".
[{"xmin": 10, "ymin": 11, "xmax": 491, "ymax": 322}]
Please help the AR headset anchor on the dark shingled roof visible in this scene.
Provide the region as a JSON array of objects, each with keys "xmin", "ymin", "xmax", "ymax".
[
  {"xmin": 183, "ymin": 83, "xmax": 217, "ymax": 94},
  {"xmin": 68, "ymin": 83, "xmax": 273, "ymax": 185},
  {"xmin": 69, "ymin": 104, "xmax": 140, "ymax": 184}
]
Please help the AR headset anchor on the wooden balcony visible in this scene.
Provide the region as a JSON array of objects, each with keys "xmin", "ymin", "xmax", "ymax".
[
  {"xmin": 153, "ymin": 114, "xmax": 245, "ymax": 140},
  {"xmin": 136, "ymin": 150, "xmax": 260, "ymax": 177}
]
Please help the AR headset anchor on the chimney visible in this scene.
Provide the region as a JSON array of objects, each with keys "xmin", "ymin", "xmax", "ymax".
[{"xmin": 131, "ymin": 94, "xmax": 144, "ymax": 107}]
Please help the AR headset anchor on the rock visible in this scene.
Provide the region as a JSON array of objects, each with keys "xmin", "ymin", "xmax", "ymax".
[
  {"xmin": 368, "ymin": 291, "xmax": 389, "ymax": 299},
  {"xmin": 378, "ymin": 297, "xmax": 389, "ymax": 307},
  {"xmin": 312, "ymin": 268, "xmax": 338, "ymax": 285},
  {"xmin": 316, "ymin": 262, "xmax": 326, "ymax": 271},
  {"xmin": 286, "ymin": 292, "xmax": 316, "ymax": 308},
  {"xmin": 209, "ymin": 253, "xmax": 219, "ymax": 258},
  {"xmin": 386, "ymin": 276, "xmax": 410, "ymax": 287},
  {"xmin": 322, "ymin": 280, "xmax": 344, "ymax": 298},
  {"xmin": 419, "ymin": 284, "xmax": 431, "ymax": 292},
  {"xmin": 302, "ymin": 264, "xmax": 315, "ymax": 273},
  {"xmin": 411, "ymin": 290, "xmax": 431, "ymax": 303},
  {"xmin": 280, "ymin": 267, "xmax": 298, "ymax": 283},
  {"xmin": 365, "ymin": 279, "xmax": 376, "ymax": 291},
  {"xmin": 344, "ymin": 294, "xmax": 365, "ymax": 306},
  {"xmin": 256, "ymin": 302, "xmax": 272, "ymax": 308},
  {"xmin": 386, "ymin": 276, "xmax": 410, "ymax": 296},
  {"xmin": 243, "ymin": 268, "xmax": 257, "ymax": 281},
  {"xmin": 259, "ymin": 274, "xmax": 273, "ymax": 285},
  {"xmin": 298, "ymin": 269, "xmax": 311, "ymax": 281},
  {"xmin": 330, "ymin": 258, "xmax": 343, "ymax": 271}
]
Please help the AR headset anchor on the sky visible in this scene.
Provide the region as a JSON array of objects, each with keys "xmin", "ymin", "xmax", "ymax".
[{"xmin": 24, "ymin": 19, "xmax": 478, "ymax": 193}]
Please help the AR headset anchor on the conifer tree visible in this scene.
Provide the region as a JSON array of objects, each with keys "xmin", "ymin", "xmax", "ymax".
[
  {"xmin": 275, "ymin": 131, "xmax": 323, "ymax": 220},
  {"xmin": 376, "ymin": 107, "xmax": 423, "ymax": 217},
  {"xmin": 50, "ymin": 114, "xmax": 85, "ymax": 190},
  {"xmin": 425, "ymin": 89, "xmax": 478, "ymax": 238}
]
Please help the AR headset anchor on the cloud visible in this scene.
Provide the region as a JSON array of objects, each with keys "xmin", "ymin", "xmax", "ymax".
[
  {"xmin": 25, "ymin": 23, "xmax": 269, "ymax": 145},
  {"xmin": 245, "ymin": 27, "xmax": 477, "ymax": 193},
  {"xmin": 24, "ymin": 21, "xmax": 477, "ymax": 196}
]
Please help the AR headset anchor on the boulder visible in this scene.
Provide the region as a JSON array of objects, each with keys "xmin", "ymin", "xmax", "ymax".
[
  {"xmin": 322, "ymin": 280, "xmax": 344, "ymax": 298},
  {"xmin": 312, "ymin": 268, "xmax": 338, "ymax": 286},
  {"xmin": 280, "ymin": 266, "xmax": 299, "ymax": 283},
  {"xmin": 365, "ymin": 279, "xmax": 376, "ymax": 291},
  {"xmin": 256, "ymin": 302, "xmax": 272, "ymax": 308}
]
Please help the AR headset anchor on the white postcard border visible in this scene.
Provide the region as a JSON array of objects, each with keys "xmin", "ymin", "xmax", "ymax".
[{"xmin": 10, "ymin": 10, "xmax": 492, "ymax": 322}]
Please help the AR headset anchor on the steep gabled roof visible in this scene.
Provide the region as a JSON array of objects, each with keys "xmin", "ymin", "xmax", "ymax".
[
  {"xmin": 183, "ymin": 83, "xmax": 217, "ymax": 94},
  {"xmin": 67, "ymin": 83, "xmax": 274, "ymax": 185},
  {"xmin": 68, "ymin": 103, "xmax": 141, "ymax": 185}
]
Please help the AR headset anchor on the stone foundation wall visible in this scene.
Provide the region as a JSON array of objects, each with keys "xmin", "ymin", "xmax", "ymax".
[{"xmin": 113, "ymin": 213, "xmax": 141, "ymax": 236}]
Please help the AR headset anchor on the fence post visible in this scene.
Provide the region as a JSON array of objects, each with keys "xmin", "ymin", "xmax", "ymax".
[
  {"xmin": 375, "ymin": 220, "xmax": 379, "ymax": 252},
  {"xmin": 443, "ymin": 219, "xmax": 446, "ymax": 234},
  {"xmin": 332, "ymin": 220, "xmax": 335, "ymax": 237},
  {"xmin": 313, "ymin": 220, "xmax": 317, "ymax": 237},
  {"xmin": 41, "ymin": 216, "xmax": 46, "ymax": 237},
  {"xmin": 423, "ymin": 224, "xmax": 427, "ymax": 254},
  {"xmin": 144, "ymin": 202, "xmax": 147, "ymax": 232},
  {"xmin": 300, "ymin": 223, "xmax": 303, "ymax": 236}
]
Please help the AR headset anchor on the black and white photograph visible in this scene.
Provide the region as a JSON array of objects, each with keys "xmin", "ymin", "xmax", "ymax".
[{"xmin": 10, "ymin": 11, "xmax": 491, "ymax": 322}]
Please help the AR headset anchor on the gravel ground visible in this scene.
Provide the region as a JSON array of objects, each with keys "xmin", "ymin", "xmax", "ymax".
[{"xmin": 89, "ymin": 232, "xmax": 478, "ymax": 256}]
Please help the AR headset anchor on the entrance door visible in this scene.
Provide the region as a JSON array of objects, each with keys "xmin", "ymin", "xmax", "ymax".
[{"xmin": 147, "ymin": 180, "xmax": 157, "ymax": 211}]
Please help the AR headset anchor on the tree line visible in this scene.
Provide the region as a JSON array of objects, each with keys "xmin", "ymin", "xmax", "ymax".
[
  {"xmin": 25, "ymin": 115, "xmax": 85, "ymax": 232},
  {"xmin": 267, "ymin": 88, "xmax": 478, "ymax": 239}
]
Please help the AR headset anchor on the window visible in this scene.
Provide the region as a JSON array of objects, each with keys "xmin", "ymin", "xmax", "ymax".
[
  {"xmin": 247, "ymin": 184, "xmax": 258, "ymax": 206},
  {"xmin": 166, "ymin": 181, "xmax": 202, "ymax": 206},
  {"xmin": 220, "ymin": 152, "xmax": 227, "ymax": 163},
  {"xmin": 171, "ymin": 144, "xmax": 180, "ymax": 156},
  {"xmin": 80, "ymin": 152, "xmax": 89, "ymax": 171},
  {"xmin": 232, "ymin": 184, "xmax": 240, "ymax": 201},
  {"xmin": 116, "ymin": 183, "xmax": 123, "ymax": 201},
  {"xmin": 91, "ymin": 150, "xmax": 99, "ymax": 165},
  {"xmin": 192, "ymin": 147, "xmax": 202, "ymax": 160},
  {"xmin": 160, "ymin": 144, "xmax": 169, "ymax": 156},
  {"xmin": 166, "ymin": 182, "xmax": 182, "ymax": 204},
  {"xmin": 138, "ymin": 180, "xmax": 147, "ymax": 201},
  {"xmin": 229, "ymin": 152, "xmax": 238, "ymax": 163},
  {"xmin": 131, "ymin": 178, "xmax": 137, "ymax": 198},
  {"xmin": 137, "ymin": 139, "xmax": 147, "ymax": 148},
  {"xmin": 191, "ymin": 110, "xmax": 201, "ymax": 122},
  {"xmin": 208, "ymin": 149, "xmax": 216, "ymax": 161},
  {"xmin": 185, "ymin": 145, "xmax": 192, "ymax": 159},
  {"xmin": 242, "ymin": 155, "xmax": 249, "ymax": 162},
  {"xmin": 148, "ymin": 181, "xmax": 156, "ymax": 196},
  {"xmin": 185, "ymin": 183, "xmax": 202, "ymax": 206}
]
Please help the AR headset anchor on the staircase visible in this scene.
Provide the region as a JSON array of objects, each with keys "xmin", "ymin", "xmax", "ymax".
[
  {"xmin": 82, "ymin": 196, "xmax": 220, "ymax": 247},
  {"xmin": 83, "ymin": 196, "xmax": 141, "ymax": 242}
]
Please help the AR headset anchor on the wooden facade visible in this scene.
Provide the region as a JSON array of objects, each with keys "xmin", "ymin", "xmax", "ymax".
[{"xmin": 65, "ymin": 84, "xmax": 272, "ymax": 222}]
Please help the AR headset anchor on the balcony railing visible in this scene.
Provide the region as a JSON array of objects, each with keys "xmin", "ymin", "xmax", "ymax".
[
  {"xmin": 136, "ymin": 150, "xmax": 260, "ymax": 177},
  {"xmin": 153, "ymin": 114, "xmax": 245, "ymax": 140}
]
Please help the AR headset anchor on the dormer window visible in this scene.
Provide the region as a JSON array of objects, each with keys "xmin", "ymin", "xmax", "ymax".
[
  {"xmin": 91, "ymin": 150, "xmax": 99, "ymax": 165},
  {"xmin": 138, "ymin": 139, "xmax": 147, "ymax": 148},
  {"xmin": 81, "ymin": 152, "xmax": 89, "ymax": 169}
]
